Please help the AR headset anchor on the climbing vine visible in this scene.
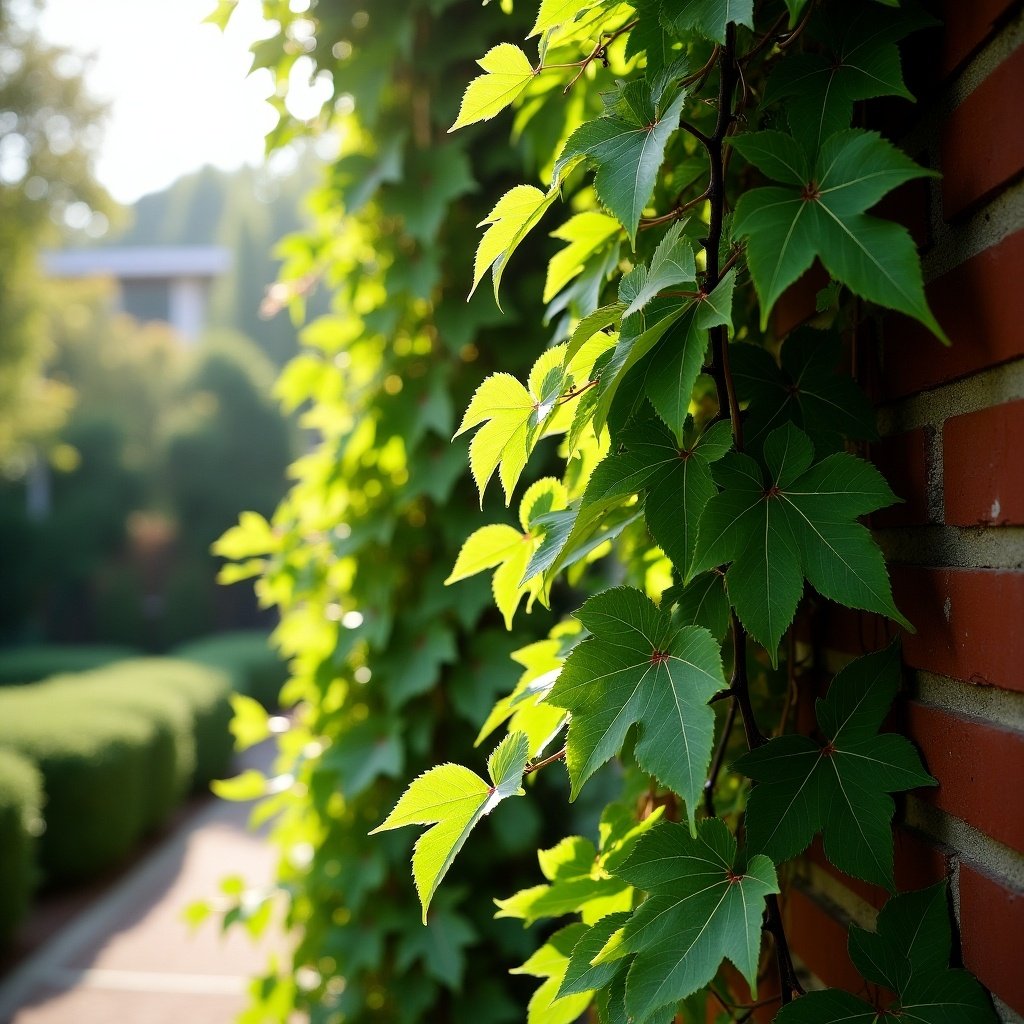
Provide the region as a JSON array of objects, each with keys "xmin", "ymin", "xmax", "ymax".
[{"xmin": 211, "ymin": 1, "xmax": 999, "ymax": 1022}]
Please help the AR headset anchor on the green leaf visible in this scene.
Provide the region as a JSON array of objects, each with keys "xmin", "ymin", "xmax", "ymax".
[
  {"xmin": 554, "ymin": 75, "xmax": 687, "ymax": 240},
  {"xmin": 642, "ymin": 419, "xmax": 733, "ymax": 576},
  {"xmin": 558, "ymin": 912, "xmax": 631, "ymax": 997},
  {"xmin": 371, "ymin": 732, "xmax": 530, "ymax": 922},
  {"xmin": 666, "ymin": 571, "xmax": 730, "ymax": 639},
  {"xmin": 589, "ymin": 303, "xmax": 690, "ymax": 436},
  {"xmin": 228, "ymin": 693, "xmax": 271, "ymax": 751},
  {"xmin": 548, "ymin": 586, "xmax": 726, "ymax": 830},
  {"xmin": 203, "ymin": 0, "xmax": 238, "ymax": 30},
  {"xmin": 777, "ymin": 883, "xmax": 997, "ymax": 1024},
  {"xmin": 449, "ymin": 44, "xmax": 537, "ymax": 132},
  {"xmin": 690, "ymin": 422, "xmax": 910, "ymax": 660},
  {"xmin": 475, "ymin": 632, "xmax": 570, "ymax": 753},
  {"xmin": 545, "ymin": 212, "xmax": 622, "ymax": 303},
  {"xmin": 732, "ymin": 129, "xmax": 944, "ymax": 339},
  {"xmin": 694, "ymin": 268, "xmax": 737, "ymax": 330},
  {"xmin": 731, "ymin": 329, "xmax": 877, "ymax": 455},
  {"xmin": 455, "ymin": 346, "xmax": 567, "ymax": 503},
  {"xmin": 495, "ymin": 836, "xmax": 631, "ymax": 926},
  {"xmin": 529, "ymin": 0, "xmax": 602, "ymax": 37},
  {"xmin": 765, "ymin": 5, "xmax": 924, "ymax": 151},
  {"xmin": 211, "ymin": 769, "xmax": 267, "ymax": 802},
  {"xmin": 565, "ymin": 303, "xmax": 623, "ymax": 362},
  {"xmin": 662, "ymin": 0, "xmax": 754, "ymax": 45},
  {"xmin": 446, "ymin": 479, "xmax": 566, "ymax": 626},
  {"xmin": 733, "ymin": 643, "xmax": 935, "ymax": 889},
  {"xmin": 318, "ymin": 717, "xmax": 404, "ymax": 799},
  {"xmin": 472, "ymin": 184, "xmax": 559, "ymax": 302},
  {"xmin": 644, "ymin": 305, "xmax": 708, "ymax": 435},
  {"xmin": 395, "ymin": 902, "xmax": 477, "ymax": 988},
  {"xmin": 619, "ymin": 221, "xmax": 696, "ymax": 318},
  {"xmin": 511, "ymin": 924, "xmax": 594, "ymax": 1024},
  {"xmin": 600, "ymin": 818, "xmax": 779, "ymax": 1019},
  {"xmin": 774, "ymin": 990, "xmax": 877, "ymax": 1023}
]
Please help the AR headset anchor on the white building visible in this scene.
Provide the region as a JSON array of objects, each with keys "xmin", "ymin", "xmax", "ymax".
[{"xmin": 42, "ymin": 245, "xmax": 231, "ymax": 343}]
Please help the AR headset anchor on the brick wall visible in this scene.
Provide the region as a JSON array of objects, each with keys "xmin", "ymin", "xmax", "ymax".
[{"xmin": 772, "ymin": 4, "xmax": 1024, "ymax": 1021}]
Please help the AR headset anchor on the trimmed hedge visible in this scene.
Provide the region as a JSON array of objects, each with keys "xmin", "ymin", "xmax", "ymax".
[
  {"xmin": 0, "ymin": 685, "xmax": 155, "ymax": 884},
  {"xmin": 0, "ymin": 748, "xmax": 42, "ymax": 942},
  {"xmin": 101, "ymin": 658, "xmax": 234, "ymax": 789},
  {"xmin": 0, "ymin": 657, "xmax": 234, "ymax": 888},
  {"xmin": 0, "ymin": 644, "xmax": 138, "ymax": 686},
  {"xmin": 45, "ymin": 671, "xmax": 196, "ymax": 829},
  {"xmin": 174, "ymin": 631, "xmax": 286, "ymax": 709}
]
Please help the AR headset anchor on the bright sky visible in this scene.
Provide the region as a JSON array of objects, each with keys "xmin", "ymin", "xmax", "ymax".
[{"xmin": 37, "ymin": 0, "xmax": 289, "ymax": 204}]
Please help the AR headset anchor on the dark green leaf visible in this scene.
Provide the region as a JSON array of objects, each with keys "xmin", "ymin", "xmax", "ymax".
[
  {"xmin": 554, "ymin": 74, "xmax": 687, "ymax": 240},
  {"xmin": 601, "ymin": 818, "xmax": 779, "ymax": 1019},
  {"xmin": 731, "ymin": 329, "xmax": 877, "ymax": 454},
  {"xmin": 690, "ymin": 422, "xmax": 909, "ymax": 660},
  {"xmin": 732, "ymin": 129, "xmax": 944, "ymax": 338},
  {"xmin": 733, "ymin": 643, "xmax": 935, "ymax": 888},
  {"xmin": 549, "ymin": 587, "xmax": 726, "ymax": 830}
]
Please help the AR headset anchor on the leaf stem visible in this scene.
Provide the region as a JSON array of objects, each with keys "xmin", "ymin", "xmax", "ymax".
[
  {"xmin": 560, "ymin": 19, "xmax": 639, "ymax": 93},
  {"xmin": 703, "ymin": 696, "xmax": 737, "ymax": 816},
  {"xmin": 523, "ymin": 746, "xmax": 566, "ymax": 775}
]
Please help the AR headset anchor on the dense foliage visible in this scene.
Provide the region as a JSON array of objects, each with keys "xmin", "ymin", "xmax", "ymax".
[{"xmin": 213, "ymin": 1, "xmax": 998, "ymax": 1022}]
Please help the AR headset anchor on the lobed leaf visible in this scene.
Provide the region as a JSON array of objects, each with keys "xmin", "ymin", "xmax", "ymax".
[{"xmin": 371, "ymin": 732, "xmax": 530, "ymax": 922}]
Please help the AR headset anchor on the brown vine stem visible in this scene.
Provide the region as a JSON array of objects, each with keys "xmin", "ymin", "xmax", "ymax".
[
  {"xmin": 557, "ymin": 19, "xmax": 639, "ymax": 93},
  {"xmin": 703, "ymin": 23, "xmax": 803, "ymax": 1006},
  {"xmin": 523, "ymin": 746, "xmax": 566, "ymax": 775}
]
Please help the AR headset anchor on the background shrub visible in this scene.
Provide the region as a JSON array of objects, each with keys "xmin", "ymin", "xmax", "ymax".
[
  {"xmin": 106, "ymin": 658, "xmax": 234, "ymax": 788},
  {"xmin": 0, "ymin": 644, "xmax": 137, "ymax": 686},
  {"xmin": 0, "ymin": 685, "xmax": 154, "ymax": 884},
  {"xmin": 175, "ymin": 631, "xmax": 286, "ymax": 709},
  {"xmin": 46, "ymin": 667, "xmax": 196, "ymax": 828},
  {"xmin": 0, "ymin": 748, "xmax": 42, "ymax": 943}
]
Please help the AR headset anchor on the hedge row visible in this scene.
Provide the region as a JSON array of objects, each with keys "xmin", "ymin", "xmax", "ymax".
[
  {"xmin": 0, "ymin": 748, "xmax": 42, "ymax": 944},
  {"xmin": 0, "ymin": 658, "xmax": 233, "ymax": 904}
]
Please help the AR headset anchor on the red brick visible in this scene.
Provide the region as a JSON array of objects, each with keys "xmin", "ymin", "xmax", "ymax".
[
  {"xmin": 785, "ymin": 888, "xmax": 871, "ymax": 997},
  {"xmin": 882, "ymin": 230, "xmax": 1024, "ymax": 399},
  {"xmin": 942, "ymin": 47, "xmax": 1024, "ymax": 220},
  {"xmin": 893, "ymin": 567, "xmax": 1024, "ymax": 692},
  {"xmin": 944, "ymin": 400, "xmax": 1024, "ymax": 526},
  {"xmin": 905, "ymin": 701, "xmax": 1024, "ymax": 852},
  {"xmin": 871, "ymin": 429, "xmax": 932, "ymax": 527},
  {"xmin": 959, "ymin": 865, "xmax": 1024, "ymax": 1015},
  {"xmin": 892, "ymin": 827, "xmax": 952, "ymax": 894},
  {"xmin": 942, "ymin": 0, "xmax": 1019, "ymax": 76}
]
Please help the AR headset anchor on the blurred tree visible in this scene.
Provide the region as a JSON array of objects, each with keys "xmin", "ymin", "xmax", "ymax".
[
  {"xmin": 163, "ymin": 333, "xmax": 292, "ymax": 555},
  {"xmin": 0, "ymin": 0, "xmax": 110, "ymax": 465}
]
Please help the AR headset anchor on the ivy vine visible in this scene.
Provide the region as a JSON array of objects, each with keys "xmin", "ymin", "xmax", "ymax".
[{"xmin": 212, "ymin": 1, "xmax": 1000, "ymax": 1022}]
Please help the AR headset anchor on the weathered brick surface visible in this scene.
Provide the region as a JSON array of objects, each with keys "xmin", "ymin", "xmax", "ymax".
[
  {"xmin": 959, "ymin": 864, "xmax": 1024, "ymax": 1015},
  {"xmin": 904, "ymin": 701, "xmax": 1024, "ymax": 853},
  {"xmin": 871, "ymin": 428, "xmax": 932, "ymax": 527},
  {"xmin": 941, "ymin": 45, "xmax": 1024, "ymax": 219},
  {"xmin": 944, "ymin": 400, "xmax": 1024, "ymax": 526},
  {"xmin": 941, "ymin": 0, "xmax": 1020, "ymax": 75},
  {"xmin": 882, "ymin": 230, "xmax": 1024, "ymax": 399},
  {"xmin": 894, "ymin": 567, "xmax": 1024, "ymax": 693}
]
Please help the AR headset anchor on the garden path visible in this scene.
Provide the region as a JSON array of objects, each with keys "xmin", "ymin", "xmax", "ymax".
[{"xmin": 0, "ymin": 742, "xmax": 279, "ymax": 1024}]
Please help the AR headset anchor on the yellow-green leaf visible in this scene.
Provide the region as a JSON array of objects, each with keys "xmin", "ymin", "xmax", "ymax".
[
  {"xmin": 371, "ymin": 733, "xmax": 530, "ymax": 922},
  {"xmin": 449, "ymin": 44, "xmax": 536, "ymax": 133}
]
